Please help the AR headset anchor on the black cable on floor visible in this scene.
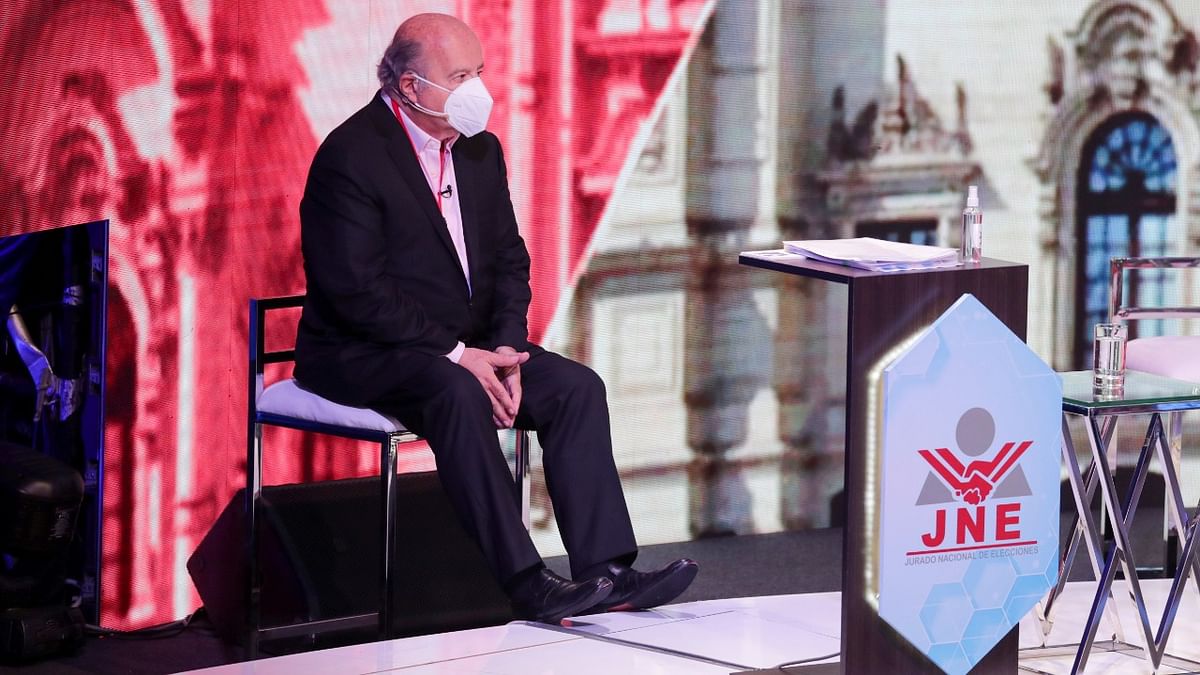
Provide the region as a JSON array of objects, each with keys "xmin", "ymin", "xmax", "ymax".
[
  {"xmin": 85, "ymin": 607, "xmax": 209, "ymax": 640},
  {"xmin": 774, "ymin": 651, "xmax": 840, "ymax": 670}
]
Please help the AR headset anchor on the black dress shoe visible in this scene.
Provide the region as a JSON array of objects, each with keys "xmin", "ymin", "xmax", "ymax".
[
  {"xmin": 588, "ymin": 558, "xmax": 698, "ymax": 612},
  {"xmin": 510, "ymin": 568, "xmax": 614, "ymax": 624}
]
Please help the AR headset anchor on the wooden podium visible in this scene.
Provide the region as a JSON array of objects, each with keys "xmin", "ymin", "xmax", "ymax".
[{"xmin": 739, "ymin": 254, "xmax": 1029, "ymax": 674}]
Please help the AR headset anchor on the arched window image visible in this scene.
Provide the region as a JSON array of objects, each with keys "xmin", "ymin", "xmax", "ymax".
[{"xmin": 1075, "ymin": 113, "xmax": 1178, "ymax": 368}]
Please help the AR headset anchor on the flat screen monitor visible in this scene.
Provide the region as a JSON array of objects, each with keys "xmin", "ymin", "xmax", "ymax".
[{"xmin": 0, "ymin": 219, "xmax": 108, "ymax": 621}]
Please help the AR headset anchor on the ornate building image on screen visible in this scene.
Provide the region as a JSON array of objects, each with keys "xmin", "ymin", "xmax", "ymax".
[
  {"xmin": 567, "ymin": 0, "xmax": 1200, "ymax": 555},
  {"xmin": 2, "ymin": 0, "xmax": 1200, "ymax": 629},
  {"xmin": 0, "ymin": 0, "xmax": 710, "ymax": 628}
]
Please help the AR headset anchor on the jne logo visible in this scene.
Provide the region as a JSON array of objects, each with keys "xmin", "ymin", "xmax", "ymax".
[{"xmin": 909, "ymin": 408, "xmax": 1036, "ymax": 555}]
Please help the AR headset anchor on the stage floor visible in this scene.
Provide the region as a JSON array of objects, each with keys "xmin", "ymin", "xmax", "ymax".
[{"xmin": 180, "ymin": 578, "xmax": 1200, "ymax": 674}]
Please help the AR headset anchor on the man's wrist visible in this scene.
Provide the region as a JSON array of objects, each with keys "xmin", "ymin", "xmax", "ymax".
[{"xmin": 445, "ymin": 342, "xmax": 466, "ymax": 363}]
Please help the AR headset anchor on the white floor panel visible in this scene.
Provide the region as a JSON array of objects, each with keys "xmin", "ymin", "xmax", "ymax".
[
  {"xmin": 556, "ymin": 593, "xmax": 841, "ymax": 670},
  {"xmin": 1019, "ymin": 649, "xmax": 1197, "ymax": 675},
  {"xmin": 179, "ymin": 580, "xmax": 1200, "ymax": 675},
  {"xmin": 395, "ymin": 636, "xmax": 731, "ymax": 674},
  {"xmin": 1017, "ymin": 576, "xmax": 1200, "ymax": 673},
  {"xmin": 179, "ymin": 623, "xmax": 576, "ymax": 675}
]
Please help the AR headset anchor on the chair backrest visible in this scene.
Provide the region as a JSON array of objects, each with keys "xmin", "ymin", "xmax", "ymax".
[
  {"xmin": 1108, "ymin": 257, "xmax": 1200, "ymax": 326},
  {"xmin": 248, "ymin": 295, "xmax": 305, "ymax": 416}
]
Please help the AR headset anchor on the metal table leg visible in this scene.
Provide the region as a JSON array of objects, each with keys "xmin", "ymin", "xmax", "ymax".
[
  {"xmin": 1152, "ymin": 413, "xmax": 1200, "ymax": 611},
  {"xmin": 1081, "ymin": 413, "xmax": 1200, "ymax": 673},
  {"xmin": 1023, "ymin": 412, "xmax": 1200, "ymax": 674},
  {"xmin": 1034, "ymin": 416, "xmax": 1124, "ymax": 645},
  {"xmin": 1163, "ymin": 411, "xmax": 1184, "ymax": 577}
]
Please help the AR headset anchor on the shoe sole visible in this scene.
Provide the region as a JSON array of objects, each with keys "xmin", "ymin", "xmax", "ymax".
[{"xmin": 605, "ymin": 561, "xmax": 699, "ymax": 612}]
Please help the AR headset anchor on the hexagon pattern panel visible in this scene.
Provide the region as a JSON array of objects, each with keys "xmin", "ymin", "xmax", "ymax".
[{"xmin": 877, "ymin": 293, "xmax": 1061, "ymax": 675}]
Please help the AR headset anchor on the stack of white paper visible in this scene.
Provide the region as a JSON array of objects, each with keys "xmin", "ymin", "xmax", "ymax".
[{"xmin": 783, "ymin": 237, "xmax": 959, "ymax": 272}]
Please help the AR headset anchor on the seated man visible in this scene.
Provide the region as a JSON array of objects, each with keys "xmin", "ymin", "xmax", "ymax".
[{"xmin": 294, "ymin": 12, "xmax": 697, "ymax": 623}]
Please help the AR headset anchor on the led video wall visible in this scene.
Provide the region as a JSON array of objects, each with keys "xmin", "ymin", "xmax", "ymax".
[
  {"xmin": 2, "ymin": 0, "xmax": 1197, "ymax": 630},
  {"xmin": 0, "ymin": 0, "xmax": 708, "ymax": 627}
]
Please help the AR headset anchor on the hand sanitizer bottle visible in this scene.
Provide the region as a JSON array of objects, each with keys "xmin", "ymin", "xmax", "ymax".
[{"xmin": 959, "ymin": 185, "xmax": 982, "ymax": 264}]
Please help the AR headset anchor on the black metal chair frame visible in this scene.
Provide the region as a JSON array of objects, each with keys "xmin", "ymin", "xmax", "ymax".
[{"xmin": 245, "ymin": 295, "xmax": 530, "ymax": 657}]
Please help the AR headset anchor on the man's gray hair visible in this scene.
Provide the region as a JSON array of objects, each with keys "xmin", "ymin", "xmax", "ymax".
[{"xmin": 377, "ymin": 32, "xmax": 422, "ymax": 97}]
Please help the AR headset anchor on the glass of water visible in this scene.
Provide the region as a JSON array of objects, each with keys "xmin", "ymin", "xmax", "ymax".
[{"xmin": 1092, "ymin": 323, "xmax": 1127, "ymax": 394}]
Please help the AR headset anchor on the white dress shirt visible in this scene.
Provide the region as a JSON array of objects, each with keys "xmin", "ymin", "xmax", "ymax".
[{"xmin": 382, "ymin": 92, "xmax": 469, "ymax": 363}]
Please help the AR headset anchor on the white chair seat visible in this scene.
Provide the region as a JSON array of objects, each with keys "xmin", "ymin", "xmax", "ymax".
[
  {"xmin": 257, "ymin": 378, "xmax": 405, "ymax": 433},
  {"xmin": 1127, "ymin": 336, "xmax": 1200, "ymax": 383}
]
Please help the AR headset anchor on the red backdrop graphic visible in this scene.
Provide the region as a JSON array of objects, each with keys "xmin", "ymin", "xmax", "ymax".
[{"xmin": 0, "ymin": 0, "xmax": 707, "ymax": 627}]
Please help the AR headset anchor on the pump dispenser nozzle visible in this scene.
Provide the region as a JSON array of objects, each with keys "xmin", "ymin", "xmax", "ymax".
[{"xmin": 966, "ymin": 185, "xmax": 979, "ymax": 208}]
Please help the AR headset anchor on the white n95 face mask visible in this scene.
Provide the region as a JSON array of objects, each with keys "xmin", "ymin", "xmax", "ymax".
[{"xmin": 407, "ymin": 73, "xmax": 493, "ymax": 137}]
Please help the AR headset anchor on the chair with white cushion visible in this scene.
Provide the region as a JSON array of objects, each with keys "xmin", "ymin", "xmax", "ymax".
[
  {"xmin": 1109, "ymin": 256, "xmax": 1200, "ymax": 573},
  {"xmin": 245, "ymin": 295, "xmax": 530, "ymax": 657},
  {"xmin": 1112, "ymin": 256, "xmax": 1200, "ymax": 383}
]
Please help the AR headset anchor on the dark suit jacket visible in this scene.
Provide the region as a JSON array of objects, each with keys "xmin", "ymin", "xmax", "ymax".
[{"xmin": 295, "ymin": 92, "xmax": 539, "ymax": 407}]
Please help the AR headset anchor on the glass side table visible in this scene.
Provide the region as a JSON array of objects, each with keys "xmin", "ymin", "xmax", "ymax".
[{"xmin": 1020, "ymin": 371, "xmax": 1200, "ymax": 674}]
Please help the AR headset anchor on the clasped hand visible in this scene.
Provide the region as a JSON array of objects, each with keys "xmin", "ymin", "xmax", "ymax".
[{"xmin": 457, "ymin": 346, "xmax": 528, "ymax": 428}]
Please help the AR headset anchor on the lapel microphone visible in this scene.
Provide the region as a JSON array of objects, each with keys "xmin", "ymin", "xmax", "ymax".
[{"xmin": 439, "ymin": 185, "xmax": 453, "ymax": 199}]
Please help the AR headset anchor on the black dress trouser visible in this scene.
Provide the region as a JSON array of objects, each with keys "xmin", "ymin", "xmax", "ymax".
[{"xmin": 371, "ymin": 350, "xmax": 638, "ymax": 583}]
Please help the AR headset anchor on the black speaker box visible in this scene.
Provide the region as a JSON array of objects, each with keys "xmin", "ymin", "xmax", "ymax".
[
  {"xmin": 186, "ymin": 472, "xmax": 513, "ymax": 644},
  {"xmin": 0, "ymin": 605, "xmax": 85, "ymax": 663}
]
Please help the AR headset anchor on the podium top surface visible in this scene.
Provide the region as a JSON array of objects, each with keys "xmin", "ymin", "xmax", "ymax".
[{"xmin": 737, "ymin": 252, "xmax": 1026, "ymax": 284}]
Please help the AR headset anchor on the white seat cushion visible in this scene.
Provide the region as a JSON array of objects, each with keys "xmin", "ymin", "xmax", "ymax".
[
  {"xmin": 257, "ymin": 378, "xmax": 406, "ymax": 433},
  {"xmin": 1126, "ymin": 336, "xmax": 1200, "ymax": 383}
]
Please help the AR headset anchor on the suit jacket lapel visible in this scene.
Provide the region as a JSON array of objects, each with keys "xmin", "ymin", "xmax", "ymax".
[
  {"xmin": 369, "ymin": 95, "xmax": 461, "ymax": 268},
  {"xmin": 452, "ymin": 146, "xmax": 481, "ymax": 289}
]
